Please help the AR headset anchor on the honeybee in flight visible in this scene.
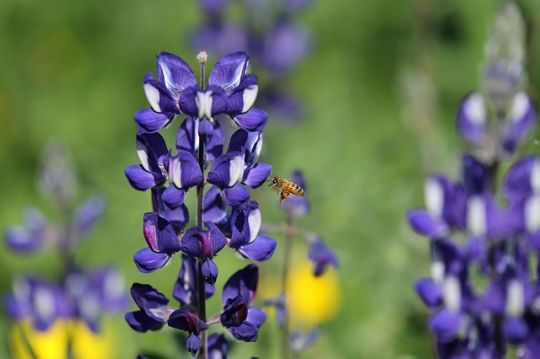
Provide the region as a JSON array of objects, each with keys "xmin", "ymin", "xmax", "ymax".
[{"xmin": 268, "ymin": 176, "xmax": 305, "ymax": 203}]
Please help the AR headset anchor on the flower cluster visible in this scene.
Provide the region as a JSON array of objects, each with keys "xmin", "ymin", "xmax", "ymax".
[
  {"xmin": 124, "ymin": 50, "xmax": 276, "ymax": 357},
  {"xmin": 192, "ymin": 0, "xmax": 312, "ymax": 121},
  {"xmin": 407, "ymin": 3, "xmax": 540, "ymax": 357},
  {"xmin": 264, "ymin": 170, "xmax": 338, "ymax": 356},
  {"xmin": 4, "ymin": 144, "xmax": 126, "ymax": 335}
]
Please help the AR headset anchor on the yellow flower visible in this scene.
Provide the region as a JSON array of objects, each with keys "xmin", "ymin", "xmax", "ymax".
[
  {"xmin": 10, "ymin": 320, "xmax": 116, "ymax": 359},
  {"xmin": 287, "ymin": 262, "xmax": 341, "ymax": 325}
]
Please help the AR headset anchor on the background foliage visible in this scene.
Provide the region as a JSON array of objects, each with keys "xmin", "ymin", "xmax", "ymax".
[{"xmin": 1, "ymin": 0, "xmax": 540, "ymax": 357}]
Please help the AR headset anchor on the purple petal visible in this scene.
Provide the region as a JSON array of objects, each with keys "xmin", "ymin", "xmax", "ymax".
[
  {"xmin": 208, "ymin": 334, "xmax": 229, "ymax": 359},
  {"xmin": 504, "ymin": 155, "xmax": 540, "ymax": 202},
  {"xmin": 167, "ymin": 308, "xmax": 208, "ymax": 333},
  {"xmin": 462, "ymin": 154, "xmax": 493, "ymax": 195},
  {"xmin": 228, "ymin": 307, "xmax": 266, "ymax": 342},
  {"xmin": 222, "ymin": 264, "xmax": 258, "ymax": 304},
  {"xmin": 223, "ymin": 183, "xmax": 250, "ymax": 206},
  {"xmin": 5, "ymin": 228, "xmax": 42, "ymax": 252},
  {"xmin": 230, "ymin": 201, "xmax": 261, "ymax": 247},
  {"xmin": 176, "ymin": 117, "xmax": 199, "ymax": 153},
  {"xmin": 202, "ymin": 118, "xmax": 224, "ymax": 161},
  {"xmin": 503, "ymin": 92, "xmax": 536, "ymax": 153},
  {"xmin": 238, "ymin": 234, "xmax": 276, "ymax": 261},
  {"xmin": 307, "ymin": 239, "xmax": 339, "ymax": 276},
  {"xmin": 226, "ymin": 74, "xmax": 258, "ymax": 115},
  {"xmin": 415, "ymin": 278, "xmax": 442, "ymax": 308},
  {"xmin": 125, "ymin": 165, "xmax": 161, "ymax": 191},
  {"xmin": 180, "ymin": 227, "xmax": 204, "ymax": 258},
  {"xmin": 203, "ymin": 187, "xmax": 227, "ymax": 224},
  {"xmin": 125, "ymin": 310, "xmax": 164, "ymax": 332},
  {"xmin": 133, "ymin": 247, "xmax": 170, "ymax": 273},
  {"xmin": 504, "ymin": 317, "xmax": 529, "ymax": 344},
  {"xmin": 179, "ymin": 87, "xmax": 200, "ymax": 117},
  {"xmin": 233, "ymin": 108, "xmax": 268, "ymax": 131},
  {"xmin": 130, "ymin": 283, "xmax": 169, "ymax": 315},
  {"xmin": 168, "ymin": 151, "xmax": 203, "ymax": 189},
  {"xmin": 143, "ymin": 212, "xmax": 181, "ymax": 254},
  {"xmin": 243, "ymin": 163, "xmax": 272, "ymax": 188},
  {"xmin": 202, "ymin": 258, "xmax": 219, "ymax": 284},
  {"xmin": 162, "ymin": 186, "xmax": 186, "ymax": 209},
  {"xmin": 156, "ymin": 52, "xmax": 196, "ymax": 97},
  {"xmin": 209, "ymin": 52, "xmax": 248, "ymax": 91},
  {"xmin": 136, "ymin": 132, "xmax": 169, "ymax": 170},
  {"xmin": 456, "ymin": 92, "xmax": 487, "ymax": 143},
  {"xmin": 209, "ymin": 223, "xmax": 227, "ymax": 253},
  {"xmin": 144, "ymin": 79, "xmax": 179, "ymax": 114},
  {"xmin": 72, "ymin": 196, "xmax": 105, "ymax": 237},
  {"xmin": 134, "ymin": 108, "xmax": 173, "ymax": 133},
  {"xmin": 207, "ymin": 152, "xmax": 245, "ymax": 188},
  {"xmin": 429, "ymin": 310, "xmax": 462, "ymax": 343},
  {"xmin": 186, "ymin": 333, "xmax": 202, "ymax": 357},
  {"xmin": 407, "ymin": 209, "xmax": 448, "ymax": 238}
]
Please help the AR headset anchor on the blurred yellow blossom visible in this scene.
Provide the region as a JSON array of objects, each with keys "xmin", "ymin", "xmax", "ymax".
[{"xmin": 10, "ymin": 320, "xmax": 115, "ymax": 359}]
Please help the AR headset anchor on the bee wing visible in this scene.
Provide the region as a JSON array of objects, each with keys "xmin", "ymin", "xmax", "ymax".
[{"xmin": 280, "ymin": 190, "xmax": 292, "ymax": 203}]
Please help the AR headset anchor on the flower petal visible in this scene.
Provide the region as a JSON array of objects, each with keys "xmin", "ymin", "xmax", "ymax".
[
  {"xmin": 156, "ymin": 52, "xmax": 197, "ymax": 97},
  {"xmin": 415, "ymin": 278, "xmax": 442, "ymax": 308},
  {"xmin": 144, "ymin": 79, "xmax": 178, "ymax": 114},
  {"xmin": 168, "ymin": 151, "xmax": 203, "ymax": 189},
  {"xmin": 207, "ymin": 152, "xmax": 245, "ymax": 188},
  {"xmin": 143, "ymin": 212, "xmax": 181, "ymax": 254},
  {"xmin": 233, "ymin": 108, "xmax": 268, "ymax": 131},
  {"xmin": 504, "ymin": 155, "xmax": 540, "ymax": 202},
  {"xmin": 456, "ymin": 92, "xmax": 487, "ymax": 143},
  {"xmin": 222, "ymin": 264, "xmax": 258, "ymax": 304},
  {"xmin": 162, "ymin": 186, "xmax": 186, "ymax": 209},
  {"xmin": 203, "ymin": 187, "xmax": 227, "ymax": 224},
  {"xmin": 176, "ymin": 117, "xmax": 199, "ymax": 154},
  {"xmin": 125, "ymin": 310, "xmax": 164, "ymax": 332},
  {"xmin": 226, "ymin": 74, "xmax": 259, "ymax": 115},
  {"xmin": 134, "ymin": 108, "xmax": 173, "ymax": 133},
  {"xmin": 223, "ymin": 183, "xmax": 250, "ymax": 206},
  {"xmin": 243, "ymin": 163, "xmax": 272, "ymax": 188},
  {"xmin": 133, "ymin": 248, "xmax": 170, "ymax": 273},
  {"xmin": 209, "ymin": 52, "xmax": 249, "ymax": 91},
  {"xmin": 125, "ymin": 165, "xmax": 162, "ymax": 191},
  {"xmin": 407, "ymin": 209, "xmax": 448, "ymax": 238},
  {"xmin": 503, "ymin": 92, "xmax": 536, "ymax": 153},
  {"xmin": 238, "ymin": 234, "xmax": 276, "ymax": 262}
]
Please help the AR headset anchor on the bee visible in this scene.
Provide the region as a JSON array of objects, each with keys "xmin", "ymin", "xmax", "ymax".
[{"xmin": 268, "ymin": 176, "xmax": 304, "ymax": 203}]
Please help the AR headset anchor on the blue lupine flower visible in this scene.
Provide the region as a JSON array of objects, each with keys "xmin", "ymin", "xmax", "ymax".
[
  {"xmin": 173, "ymin": 254, "xmax": 215, "ymax": 307},
  {"xmin": 220, "ymin": 264, "xmax": 266, "ymax": 342},
  {"xmin": 5, "ymin": 208, "xmax": 49, "ymax": 252},
  {"xmin": 125, "ymin": 283, "xmax": 173, "ymax": 333},
  {"xmin": 308, "ymin": 238, "xmax": 339, "ymax": 276},
  {"xmin": 167, "ymin": 308, "xmax": 209, "ymax": 356},
  {"xmin": 208, "ymin": 333, "xmax": 229, "ymax": 359}
]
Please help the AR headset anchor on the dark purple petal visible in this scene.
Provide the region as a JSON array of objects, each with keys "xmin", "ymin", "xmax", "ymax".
[
  {"xmin": 72, "ymin": 196, "xmax": 105, "ymax": 237},
  {"xmin": 504, "ymin": 155, "xmax": 540, "ymax": 202},
  {"xmin": 203, "ymin": 187, "xmax": 227, "ymax": 224},
  {"xmin": 167, "ymin": 308, "xmax": 208, "ymax": 333},
  {"xmin": 137, "ymin": 133, "xmax": 169, "ymax": 170},
  {"xmin": 220, "ymin": 295, "xmax": 248, "ymax": 328},
  {"xmin": 462, "ymin": 154, "xmax": 493, "ymax": 195},
  {"xmin": 239, "ymin": 235, "xmax": 276, "ymax": 262},
  {"xmin": 143, "ymin": 213, "xmax": 181, "ymax": 254},
  {"xmin": 125, "ymin": 310, "xmax": 164, "ymax": 332},
  {"xmin": 207, "ymin": 152, "xmax": 245, "ymax": 188},
  {"xmin": 209, "ymin": 52, "xmax": 248, "ymax": 91},
  {"xmin": 456, "ymin": 92, "xmax": 487, "ymax": 143},
  {"xmin": 179, "ymin": 87, "xmax": 200, "ymax": 117},
  {"xmin": 125, "ymin": 165, "xmax": 161, "ymax": 191},
  {"xmin": 429, "ymin": 310, "xmax": 462, "ymax": 343},
  {"xmin": 223, "ymin": 183, "xmax": 250, "ymax": 206},
  {"xmin": 407, "ymin": 209, "xmax": 448, "ymax": 238},
  {"xmin": 134, "ymin": 108, "xmax": 173, "ymax": 133},
  {"xmin": 162, "ymin": 186, "xmax": 186, "ymax": 209},
  {"xmin": 133, "ymin": 248, "xmax": 170, "ymax": 273},
  {"xmin": 156, "ymin": 52, "xmax": 196, "ymax": 97},
  {"xmin": 243, "ymin": 163, "xmax": 272, "ymax": 188},
  {"xmin": 233, "ymin": 108, "xmax": 268, "ymax": 131},
  {"xmin": 202, "ymin": 258, "xmax": 218, "ymax": 284},
  {"xmin": 415, "ymin": 278, "xmax": 442, "ymax": 308},
  {"xmin": 202, "ymin": 118, "xmax": 224, "ymax": 161},
  {"xmin": 504, "ymin": 317, "xmax": 528, "ymax": 344},
  {"xmin": 208, "ymin": 223, "xmax": 227, "ymax": 253},
  {"xmin": 307, "ymin": 238, "xmax": 339, "ymax": 276},
  {"xmin": 176, "ymin": 117, "xmax": 199, "ymax": 154},
  {"xmin": 144, "ymin": 79, "xmax": 179, "ymax": 114},
  {"xmin": 130, "ymin": 283, "xmax": 169, "ymax": 320},
  {"xmin": 174, "ymin": 255, "xmax": 215, "ymax": 306},
  {"xmin": 228, "ymin": 307, "xmax": 266, "ymax": 342},
  {"xmin": 180, "ymin": 227, "xmax": 204, "ymax": 258},
  {"xmin": 503, "ymin": 92, "xmax": 536, "ymax": 153},
  {"xmin": 222, "ymin": 264, "xmax": 258, "ymax": 304},
  {"xmin": 226, "ymin": 74, "xmax": 258, "ymax": 115},
  {"xmin": 168, "ymin": 151, "xmax": 203, "ymax": 189}
]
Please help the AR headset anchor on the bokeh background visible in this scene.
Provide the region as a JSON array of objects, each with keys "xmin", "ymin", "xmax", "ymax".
[{"xmin": 1, "ymin": 0, "xmax": 540, "ymax": 357}]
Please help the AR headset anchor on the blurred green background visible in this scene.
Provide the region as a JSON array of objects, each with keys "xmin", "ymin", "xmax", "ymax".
[{"xmin": 1, "ymin": 0, "xmax": 540, "ymax": 358}]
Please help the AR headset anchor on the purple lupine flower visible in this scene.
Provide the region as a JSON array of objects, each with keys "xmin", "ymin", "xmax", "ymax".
[
  {"xmin": 71, "ymin": 196, "xmax": 106, "ymax": 238},
  {"xmin": 5, "ymin": 208, "xmax": 49, "ymax": 252},
  {"xmin": 125, "ymin": 283, "xmax": 173, "ymax": 332},
  {"xmin": 228, "ymin": 201, "xmax": 276, "ymax": 261},
  {"xmin": 125, "ymin": 133, "xmax": 169, "ymax": 191},
  {"xmin": 220, "ymin": 264, "xmax": 266, "ymax": 342},
  {"xmin": 308, "ymin": 238, "xmax": 339, "ymax": 276},
  {"xmin": 133, "ymin": 212, "xmax": 182, "ymax": 273},
  {"xmin": 167, "ymin": 308, "xmax": 209, "ymax": 356},
  {"xmin": 179, "ymin": 225, "xmax": 227, "ymax": 284},
  {"xmin": 5, "ymin": 277, "xmax": 68, "ymax": 331}
]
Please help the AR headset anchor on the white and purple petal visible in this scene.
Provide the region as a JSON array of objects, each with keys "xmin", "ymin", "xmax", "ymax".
[
  {"xmin": 144, "ymin": 79, "xmax": 179, "ymax": 114},
  {"xmin": 176, "ymin": 117, "xmax": 199, "ymax": 154},
  {"xmin": 504, "ymin": 155, "xmax": 540, "ymax": 202},
  {"xmin": 503, "ymin": 92, "xmax": 536, "ymax": 153},
  {"xmin": 456, "ymin": 92, "xmax": 487, "ymax": 143},
  {"xmin": 156, "ymin": 52, "xmax": 197, "ymax": 98},
  {"xmin": 207, "ymin": 152, "xmax": 245, "ymax": 188},
  {"xmin": 238, "ymin": 234, "xmax": 276, "ymax": 262},
  {"xmin": 168, "ymin": 151, "xmax": 203, "ymax": 189},
  {"xmin": 209, "ymin": 51, "xmax": 249, "ymax": 91},
  {"xmin": 143, "ymin": 212, "xmax": 181, "ymax": 254},
  {"xmin": 226, "ymin": 74, "xmax": 259, "ymax": 115}
]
